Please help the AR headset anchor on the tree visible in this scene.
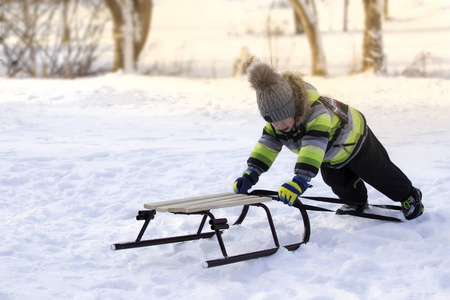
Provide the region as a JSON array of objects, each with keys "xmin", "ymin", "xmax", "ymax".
[
  {"xmin": 288, "ymin": 0, "xmax": 327, "ymax": 76},
  {"xmin": 343, "ymin": 0, "xmax": 349, "ymax": 32},
  {"xmin": 361, "ymin": 0, "xmax": 384, "ymax": 73},
  {"xmin": 383, "ymin": 0, "xmax": 389, "ymax": 20},
  {"xmin": 1, "ymin": 0, "xmax": 107, "ymax": 78},
  {"xmin": 293, "ymin": 10, "xmax": 304, "ymax": 34},
  {"xmin": 103, "ymin": 0, "xmax": 153, "ymax": 72}
]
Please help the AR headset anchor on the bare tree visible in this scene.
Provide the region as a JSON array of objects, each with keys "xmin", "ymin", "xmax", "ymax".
[
  {"xmin": 343, "ymin": 0, "xmax": 349, "ymax": 32},
  {"xmin": 288, "ymin": 0, "xmax": 327, "ymax": 76},
  {"xmin": 383, "ymin": 0, "xmax": 389, "ymax": 20},
  {"xmin": 103, "ymin": 0, "xmax": 153, "ymax": 72},
  {"xmin": 361, "ymin": 0, "xmax": 384, "ymax": 73},
  {"xmin": 0, "ymin": 1, "xmax": 4, "ymax": 74},
  {"xmin": 1, "ymin": 0, "xmax": 107, "ymax": 78},
  {"xmin": 293, "ymin": 10, "xmax": 304, "ymax": 34}
]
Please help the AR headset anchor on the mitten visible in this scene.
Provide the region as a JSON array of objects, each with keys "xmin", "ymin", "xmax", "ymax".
[
  {"xmin": 278, "ymin": 176, "xmax": 309, "ymax": 206},
  {"xmin": 233, "ymin": 169, "xmax": 259, "ymax": 194}
]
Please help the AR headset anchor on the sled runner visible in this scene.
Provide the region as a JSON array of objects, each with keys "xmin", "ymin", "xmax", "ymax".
[
  {"xmin": 252, "ymin": 189, "xmax": 404, "ymax": 223},
  {"xmin": 299, "ymin": 193, "xmax": 404, "ymax": 222},
  {"xmin": 112, "ymin": 192, "xmax": 311, "ymax": 268}
]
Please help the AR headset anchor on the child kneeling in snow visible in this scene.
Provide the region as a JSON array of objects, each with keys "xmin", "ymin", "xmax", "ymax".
[{"xmin": 233, "ymin": 62, "xmax": 424, "ymax": 220}]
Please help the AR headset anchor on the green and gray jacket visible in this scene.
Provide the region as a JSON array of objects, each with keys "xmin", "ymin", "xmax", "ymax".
[{"xmin": 247, "ymin": 81, "xmax": 368, "ymax": 181}]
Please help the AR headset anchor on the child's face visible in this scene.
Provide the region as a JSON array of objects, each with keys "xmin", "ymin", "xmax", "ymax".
[{"xmin": 272, "ymin": 118, "xmax": 295, "ymax": 132}]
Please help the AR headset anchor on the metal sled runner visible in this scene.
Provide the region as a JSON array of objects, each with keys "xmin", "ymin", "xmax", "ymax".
[{"xmin": 112, "ymin": 192, "xmax": 311, "ymax": 268}]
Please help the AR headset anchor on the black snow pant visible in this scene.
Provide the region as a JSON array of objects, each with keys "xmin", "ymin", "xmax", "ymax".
[{"xmin": 320, "ymin": 127, "xmax": 413, "ymax": 205}]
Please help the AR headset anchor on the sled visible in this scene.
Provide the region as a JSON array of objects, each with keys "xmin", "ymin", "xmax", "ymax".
[{"xmin": 112, "ymin": 192, "xmax": 311, "ymax": 268}]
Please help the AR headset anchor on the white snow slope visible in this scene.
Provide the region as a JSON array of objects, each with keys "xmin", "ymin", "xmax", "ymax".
[{"xmin": 1, "ymin": 0, "xmax": 449, "ymax": 299}]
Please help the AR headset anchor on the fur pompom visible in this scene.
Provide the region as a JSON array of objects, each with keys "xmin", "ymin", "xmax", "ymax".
[{"xmin": 248, "ymin": 63, "xmax": 281, "ymax": 91}]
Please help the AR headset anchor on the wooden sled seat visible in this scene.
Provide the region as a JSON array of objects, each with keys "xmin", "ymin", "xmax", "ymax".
[
  {"xmin": 112, "ymin": 192, "xmax": 310, "ymax": 268},
  {"xmin": 144, "ymin": 192, "xmax": 272, "ymax": 213}
]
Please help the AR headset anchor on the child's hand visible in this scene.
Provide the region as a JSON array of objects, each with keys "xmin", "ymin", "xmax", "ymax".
[
  {"xmin": 233, "ymin": 169, "xmax": 259, "ymax": 194},
  {"xmin": 278, "ymin": 176, "xmax": 309, "ymax": 205}
]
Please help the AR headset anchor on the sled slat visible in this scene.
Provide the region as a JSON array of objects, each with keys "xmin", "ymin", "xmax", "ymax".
[
  {"xmin": 144, "ymin": 193, "xmax": 272, "ymax": 213},
  {"xmin": 144, "ymin": 192, "xmax": 231, "ymax": 208},
  {"xmin": 167, "ymin": 196, "xmax": 272, "ymax": 213}
]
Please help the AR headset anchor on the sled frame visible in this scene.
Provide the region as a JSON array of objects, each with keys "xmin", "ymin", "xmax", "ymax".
[{"xmin": 112, "ymin": 193, "xmax": 310, "ymax": 268}]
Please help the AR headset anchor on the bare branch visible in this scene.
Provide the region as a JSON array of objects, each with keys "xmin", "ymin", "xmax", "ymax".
[{"xmin": 1, "ymin": 0, "xmax": 108, "ymax": 78}]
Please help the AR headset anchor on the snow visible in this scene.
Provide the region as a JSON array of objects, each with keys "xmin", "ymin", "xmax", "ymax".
[{"xmin": 1, "ymin": 0, "xmax": 450, "ymax": 299}]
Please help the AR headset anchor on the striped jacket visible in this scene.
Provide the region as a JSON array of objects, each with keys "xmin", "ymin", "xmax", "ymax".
[{"xmin": 247, "ymin": 83, "xmax": 368, "ymax": 181}]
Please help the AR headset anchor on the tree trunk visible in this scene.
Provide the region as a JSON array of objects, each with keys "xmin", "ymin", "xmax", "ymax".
[
  {"xmin": 133, "ymin": 0, "xmax": 152, "ymax": 63},
  {"xmin": 361, "ymin": 0, "xmax": 384, "ymax": 73},
  {"xmin": 383, "ymin": 0, "xmax": 389, "ymax": 20},
  {"xmin": 293, "ymin": 10, "xmax": 304, "ymax": 34},
  {"xmin": 343, "ymin": 0, "xmax": 349, "ymax": 32},
  {"xmin": 104, "ymin": 0, "xmax": 123, "ymax": 71},
  {"xmin": 289, "ymin": 0, "xmax": 327, "ymax": 76},
  {"xmin": 62, "ymin": 0, "xmax": 71, "ymax": 78},
  {"xmin": 103, "ymin": 0, "xmax": 153, "ymax": 72}
]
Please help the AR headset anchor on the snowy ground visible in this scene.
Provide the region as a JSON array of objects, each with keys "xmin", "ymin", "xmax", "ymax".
[{"xmin": 1, "ymin": 0, "xmax": 450, "ymax": 299}]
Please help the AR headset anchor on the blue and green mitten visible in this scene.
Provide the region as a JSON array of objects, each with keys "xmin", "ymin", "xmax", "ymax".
[
  {"xmin": 233, "ymin": 169, "xmax": 259, "ymax": 194},
  {"xmin": 278, "ymin": 176, "xmax": 309, "ymax": 206}
]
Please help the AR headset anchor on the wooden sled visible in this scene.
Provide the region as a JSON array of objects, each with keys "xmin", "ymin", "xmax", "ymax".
[{"xmin": 112, "ymin": 192, "xmax": 310, "ymax": 268}]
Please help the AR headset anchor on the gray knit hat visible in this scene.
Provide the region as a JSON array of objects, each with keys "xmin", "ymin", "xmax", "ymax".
[{"xmin": 248, "ymin": 63, "xmax": 295, "ymax": 123}]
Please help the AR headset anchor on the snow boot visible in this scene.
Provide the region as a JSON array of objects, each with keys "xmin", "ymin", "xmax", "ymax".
[
  {"xmin": 336, "ymin": 203, "xmax": 368, "ymax": 214},
  {"xmin": 402, "ymin": 187, "xmax": 424, "ymax": 220}
]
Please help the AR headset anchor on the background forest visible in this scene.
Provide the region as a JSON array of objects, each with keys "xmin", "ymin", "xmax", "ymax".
[{"xmin": 2, "ymin": 0, "xmax": 445, "ymax": 79}]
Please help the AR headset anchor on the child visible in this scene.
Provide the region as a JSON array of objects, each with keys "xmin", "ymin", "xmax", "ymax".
[{"xmin": 233, "ymin": 62, "xmax": 424, "ymax": 220}]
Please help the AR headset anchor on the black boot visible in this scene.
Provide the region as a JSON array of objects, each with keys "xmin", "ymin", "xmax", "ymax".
[
  {"xmin": 336, "ymin": 203, "xmax": 368, "ymax": 214},
  {"xmin": 402, "ymin": 187, "xmax": 424, "ymax": 220}
]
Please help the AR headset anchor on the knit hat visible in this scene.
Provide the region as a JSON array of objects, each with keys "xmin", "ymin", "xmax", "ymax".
[{"xmin": 248, "ymin": 63, "xmax": 295, "ymax": 123}]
